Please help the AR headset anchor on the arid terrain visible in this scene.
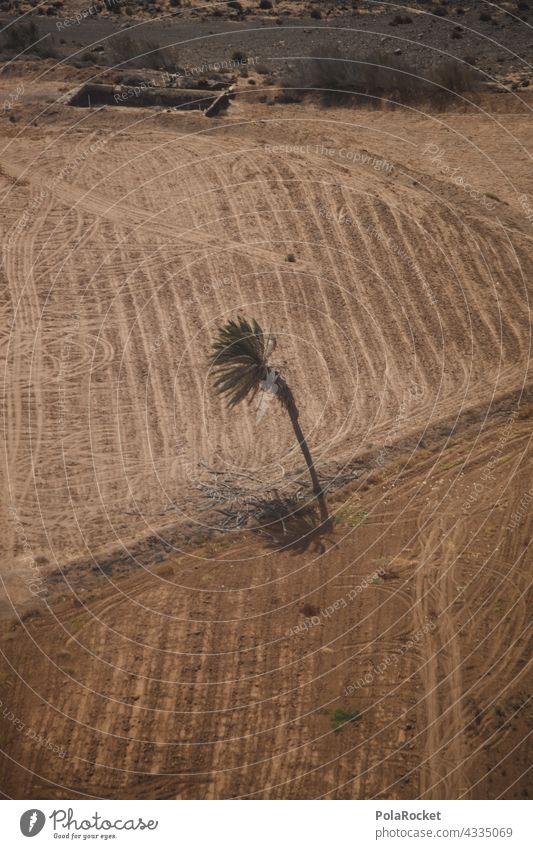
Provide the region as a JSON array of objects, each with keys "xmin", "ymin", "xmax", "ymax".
[{"xmin": 0, "ymin": 2, "xmax": 531, "ymax": 800}]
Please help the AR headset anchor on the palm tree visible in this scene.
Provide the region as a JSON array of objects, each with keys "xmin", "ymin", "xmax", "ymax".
[{"xmin": 208, "ymin": 316, "xmax": 328, "ymax": 523}]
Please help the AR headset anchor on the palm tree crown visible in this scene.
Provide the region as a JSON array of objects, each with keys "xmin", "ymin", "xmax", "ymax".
[{"xmin": 208, "ymin": 316, "xmax": 327, "ymax": 522}]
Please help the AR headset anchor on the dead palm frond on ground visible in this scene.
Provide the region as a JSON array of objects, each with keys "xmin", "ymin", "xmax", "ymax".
[{"xmin": 208, "ymin": 316, "xmax": 329, "ymax": 524}]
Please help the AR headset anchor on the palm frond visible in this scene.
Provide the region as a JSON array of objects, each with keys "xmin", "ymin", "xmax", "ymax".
[{"xmin": 209, "ymin": 316, "xmax": 276, "ymax": 408}]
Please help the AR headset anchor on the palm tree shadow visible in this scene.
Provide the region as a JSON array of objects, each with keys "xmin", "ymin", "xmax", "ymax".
[{"xmin": 255, "ymin": 504, "xmax": 335, "ymax": 555}]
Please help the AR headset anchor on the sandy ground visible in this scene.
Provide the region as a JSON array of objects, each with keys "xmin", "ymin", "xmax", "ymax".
[
  {"xmin": 0, "ymin": 413, "xmax": 531, "ymax": 799},
  {"xmin": 0, "ymin": 41, "xmax": 531, "ymax": 798}
]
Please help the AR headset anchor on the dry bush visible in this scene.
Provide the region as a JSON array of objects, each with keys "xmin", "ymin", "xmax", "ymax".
[
  {"xmin": 144, "ymin": 41, "xmax": 180, "ymax": 73},
  {"xmin": 110, "ymin": 34, "xmax": 143, "ymax": 66},
  {"xmin": 282, "ymin": 49, "xmax": 479, "ymax": 108},
  {"xmin": 390, "ymin": 13, "xmax": 413, "ymax": 25},
  {"xmin": 1, "ymin": 20, "xmax": 59, "ymax": 59},
  {"xmin": 110, "ymin": 34, "xmax": 179, "ymax": 72},
  {"xmin": 34, "ymin": 36, "xmax": 59, "ymax": 60},
  {"xmin": 2, "ymin": 20, "xmax": 38, "ymax": 52}
]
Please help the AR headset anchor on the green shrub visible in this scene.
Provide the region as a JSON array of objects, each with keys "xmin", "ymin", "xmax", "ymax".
[{"xmin": 321, "ymin": 707, "xmax": 362, "ymax": 734}]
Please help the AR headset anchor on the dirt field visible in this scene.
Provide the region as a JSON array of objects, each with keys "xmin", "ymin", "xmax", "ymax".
[
  {"xmin": 0, "ymin": 9, "xmax": 532, "ymax": 799},
  {"xmin": 1, "ymin": 412, "xmax": 532, "ymax": 799}
]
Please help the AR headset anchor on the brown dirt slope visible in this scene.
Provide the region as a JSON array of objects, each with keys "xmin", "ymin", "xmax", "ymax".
[{"xmin": 0, "ymin": 410, "xmax": 531, "ymax": 799}]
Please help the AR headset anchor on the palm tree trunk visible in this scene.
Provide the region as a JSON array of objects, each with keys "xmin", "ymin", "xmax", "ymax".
[{"xmin": 285, "ymin": 401, "xmax": 329, "ymax": 524}]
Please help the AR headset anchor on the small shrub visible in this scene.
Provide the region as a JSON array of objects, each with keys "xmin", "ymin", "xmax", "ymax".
[
  {"xmin": 322, "ymin": 707, "xmax": 362, "ymax": 734},
  {"xmin": 283, "ymin": 49, "xmax": 423, "ymax": 106},
  {"xmin": 110, "ymin": 33, "xmax": 141, "ymax": 65},
  {"xmin": 336, "ymin": 508, "xmax": 368, "ymax": 528},
  {"xmin": 517, "ymin": 402, "xmax": 533, "ymax": 419},
  {"xmin": 282, "ymin": 47, "xmax": 478, "ymax": 108},
  {"xmin": 310, "ymin": 7, "xmax": 322, "ymax": 18},
  {"xmin": 431, "ymin": 58, "xmax": 478, "ymax": 96},
  {"xmin": 479, "ymin": 11, "xmax": 492, "ymax": 21},
  {"xmin": 3, "ymin": 19, "xmax": 38, "ymax": 52},
  {"xmin": 227, "ymin": 0, "xmax": 242, "ymax": 8},
  {"xmin": 34, "ymin": 35, "xmax": 58, "ymax": 59},
  {"xmin": 433, "ymin": 6, "xmax": 447, "ymax": 16},
  {"xmin": 110, "ymin": 34, "xmax": 179, "ymax": 72},
  {"xmin": 286, "ymin": 253, "xmax": 296, "ymax": 262},
  {"xmin": 390, "ymin": 13, "xmax": 412, "ymax": 25},
  {"xmin": 259, "ymin": 0, "xmax": 273, "ymax": 8},
  {"xmin": 144, "ymin": 41, "xmax": 180, "ymax": 72},
  {"xmin": 232, "ymin": 49, "xmax": 247, "ymax": 62},
  {"xmin": 301, "ymin": 603, "xmax": 320, "ymax": 617},
  {"xmin": 278, "ymin": 87, "xmax": 303, "ymax": 103}
]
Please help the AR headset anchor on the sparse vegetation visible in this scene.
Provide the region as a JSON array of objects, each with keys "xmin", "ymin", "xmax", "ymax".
[
  {"xmin": 373, "ymin": 556, "xmax": 392, "ymax": 569},
  {"xmin": 321, "ymin": 707, "xmax": 362, "ymax": 733},
  {"xmin": 430, "ymin": 58, "xmax": 478, "ymax": 95},
  {"xmin": 336, "ymin": 508, "xmax": 368, "ymax": 528},
  {"xmin": 3, "ymin": 19, "xmax": 38, "ymax": 53},
  {"xmin": 282, "ymin": 49, "xmax": 479, "ymax": 108},
  {"xmin": 517, "ymin": 402, "xmax": 533, "ymax": 419},
  {"xmin": 110, "ymin": 34, "xmax": 179, "ymax": 72},
  {"xmin": 390, "ymin": 13, "xmax": 412, "ymax": 25}
]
